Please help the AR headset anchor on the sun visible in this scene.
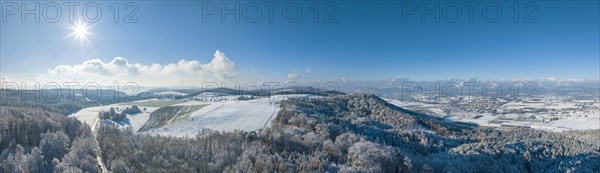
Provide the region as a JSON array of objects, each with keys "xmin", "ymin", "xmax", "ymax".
[
  {"xmin": 74, "ymin": 23, "xmax": 88, "ymax": 38},
  {"xmin": 65, "ymin": 20, "xmax": 92, "ymax": 46}
]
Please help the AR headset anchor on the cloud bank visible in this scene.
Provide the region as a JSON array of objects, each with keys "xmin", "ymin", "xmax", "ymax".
[
  {"xmin": 287, "ymin": 73, "xmax": 299, "ymax": 81},
  {"xmin": 42, "ymin": 50, "xmax": 235, "ymax": 86}
]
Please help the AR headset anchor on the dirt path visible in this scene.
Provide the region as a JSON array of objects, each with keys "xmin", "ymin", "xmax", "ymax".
[{"xmin": 90, "ymin": 107, "xmax": 108, "ymax": 173}]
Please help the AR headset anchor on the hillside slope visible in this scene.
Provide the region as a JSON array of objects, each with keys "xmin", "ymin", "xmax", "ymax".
[
  {"xmin": 97, "ymin": 93, "xmax": 600, "ymax": 172},
  {"xmin": 263, "ymin": 93, "xmax": 600, "ymax": 172},
  {"xmin": 137, "ymin": 105, "xmax": 205, "ymax": 132}
]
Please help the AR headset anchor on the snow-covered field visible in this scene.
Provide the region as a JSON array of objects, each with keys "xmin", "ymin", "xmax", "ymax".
[
  {"xmin": 385, "ymin": 99, "xmax": 446, "ymax": 116},
  {"xmin": 142, "ymin": 94, "xmax": 317, "ymax": 137},
  {"xmin": 384, "ymin": 98, "xmax": 600, "ymax": 132},
  {"xmin": 501, "ymin": 101, "xmax": 578, "ymax": 110},
  {"xmin": 446, "ymin": 113, "xmax": 502, "ymax": 128},
  {"xmin": 70, "ymin": 104, "xmax": 124, "ymax": 132},
  {"xmin": 448, "ymin": 112, "xmax": 599, "ymax": 132},
  {"xmin": 70, "ymin": 100, "xmax": 165, "ymax": 133},
  {"xmin": 547, "ymin": 115, "xmax": 600, "ymax": 131},
  {"xmin": 155, "ymin": 91, "xmax": 188, "ymax": 96},
  {"xmin": 141, "ymin": 98, "xmax": 276, "ymax": 137},
  {"xmin": 126, "ymin": 107, "xmax": 160, "ymax": 132},
  {"xmin": 71, "ymin": 94, "xmax": 319, "ymax": 137}
]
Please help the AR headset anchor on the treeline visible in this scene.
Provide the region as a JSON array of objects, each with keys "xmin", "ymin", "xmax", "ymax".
[
  {"xmin": 0, "ymin": 89, "xmax": 128, "ymax": 115},
  {"xmin": 97, "ymin": 93, "xmax": 600, "ymax": 172},
  {"xmin": 0, "ymin": 106, "xmax": 100, "ymax": 173},
  {"xmin": 179, "ymin": 86, "xmax": 345, "ymax": 99},
  {"xmin": 99, "ymin": 106, "xmax": 142, "ymax": 122},
  {"xmin": 98, "ymin": 126, "xmax": 250, "ymax": 172}
]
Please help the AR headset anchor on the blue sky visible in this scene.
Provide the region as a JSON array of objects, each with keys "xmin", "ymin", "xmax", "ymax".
[{"xmin": 1, "ymin": 1, "xmax": 598, "ymax": 86}]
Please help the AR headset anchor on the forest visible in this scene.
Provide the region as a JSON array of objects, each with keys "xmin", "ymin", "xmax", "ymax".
[
  {"xmin": 0, "ymin": 89, "xmax": 128, "ymax": 115},
  {"xmin": 0, "ymin": 105, "xmax": 101, "ymax": 173},
  {"xmin": 99, "ymin": 106, "xmax": 142, "ymax": 122},
  {"xmin": 1, "ymin": 89, "xmax": 598, "ymax": 172},
  {"xmin": 0, "ymin": 89, "xmax": 125, "ymax": 173},
  {"xmin": 96, "ymin": 94, "xmax": 600, "ymax": 172}
]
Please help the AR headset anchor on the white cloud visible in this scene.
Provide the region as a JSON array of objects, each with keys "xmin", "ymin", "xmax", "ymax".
[
  {"xmin": 391, "ymin": 76, "xmax": 409, "ymax": 82},
  {"xmin": 304, "ymin": 68, "xmax": 312, "ymax": 74},
  {"xmin": 341, "ymin": 76, "xmax": 347, "ymax": 83},
  {"xmin": 564, "ymin": 78, "xmax": 585, "ymax": 82},
  {"xmin": 41, "ymin": 50, "xmax": 236, "ymax": 86},
  {"xmin": 0, "ymin": 76, "xmax": 8, "ymax": 82},
  {"xmin": 288, "ymin": 73, "xmax": 299, "ymax": 81},
  {"xmin": 545, "ymin": 77, "xmax": 558, "ymax": 81}
]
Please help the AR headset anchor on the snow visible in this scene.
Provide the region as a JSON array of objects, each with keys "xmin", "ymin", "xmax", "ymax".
[
  {"xmin": 547, "ymin": 115, "xmax": 600, "ymax": 131},
  {"xmin": 191, "ymin": 92, "xmax": 254, "ymax": 102},
  {"xmin": 154, "ymin": 91, "xmax": 188, "ymax": 96},
  {"xmin": 72, "ymin": 94, "xmax": 321, "ymax": 137},
  {"xmin": 70, "ymin": 102, "xmax": 161, "ymax": 132},
  {"xmin": 134, "ymin": 98, "xmax": 159, "ymax": 102},
  {"xmin": 70, "ymin": 104, "xmax": 118, "ymax": 132},
  {"xmin": 172, "ymin": 100, "xmax": 209, "ymax": 106},
  {"xmin": 446, "ymin": 110, "xmax": 600, "ymax": 132},
  {"xmin": 127, "ymin": 107, "xmax": 160, "ymax": 132},
  {"xmin": 501, "ymin": 101, "xmax": 578, "ymax": 110},
  {"xmin": 141, "ymin": 94, "xmax": 318, "ymax": 137},
  {"xmin": 384, "ymin": 98, "xmax": 600, "ymax": 133},
  {"xmin": 447, "ymin": 113, "xmax": 501, "ymax": 128},
  {"xmin": 385, "ymin": 99, "xmax": 446, "ymax": 116}
]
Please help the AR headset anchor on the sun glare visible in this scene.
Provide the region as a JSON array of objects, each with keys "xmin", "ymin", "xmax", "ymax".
[
  {"xmin": 74, "ymin": 24, "xmax": 88, "ymax": 38},
  {"xmin": 66, "ymin": 21, "xmax": 92, "ymax": 46}
]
